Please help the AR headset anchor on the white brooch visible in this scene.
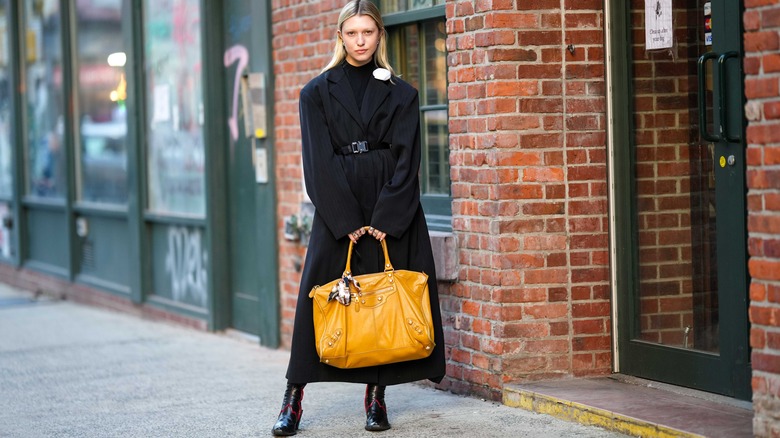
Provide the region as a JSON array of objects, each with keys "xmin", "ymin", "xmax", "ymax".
[{"xmin": 373, "ymin": 68, "xmax": 391, "ymax": 81}]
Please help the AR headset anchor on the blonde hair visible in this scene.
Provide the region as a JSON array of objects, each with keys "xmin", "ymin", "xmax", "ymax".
[{"xmin": 322, "ymin": 0, "xmax": 396, "ymax": 76}]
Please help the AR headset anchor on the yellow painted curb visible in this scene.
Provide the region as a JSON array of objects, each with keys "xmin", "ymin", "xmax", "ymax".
[{"xmin": 503, "ymin": 387, "xmax": 705, "ymax": 438}]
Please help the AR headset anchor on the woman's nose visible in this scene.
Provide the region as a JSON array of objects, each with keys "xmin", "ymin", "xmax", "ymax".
[{"xmin": 357, "ymin": 35, "xmax": 365, "ymax": 46}]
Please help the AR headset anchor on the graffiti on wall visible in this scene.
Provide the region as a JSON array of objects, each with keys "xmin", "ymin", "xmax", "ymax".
[
  {"xmin": 224, "ymin": 44, "xmax": 249, "ymax": 141},
  {"xmin": 165, "ymin": 226, "xmax": 208, "ymax": 306}
]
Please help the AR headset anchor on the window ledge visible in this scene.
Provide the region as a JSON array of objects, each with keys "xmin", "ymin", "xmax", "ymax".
[{"xmin": 429, "ymin": 231, "xmax": 457, "ymax": 281}]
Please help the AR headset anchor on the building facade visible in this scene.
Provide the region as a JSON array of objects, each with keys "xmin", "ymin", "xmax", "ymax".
[{"xmin": 0, "ymin": 0, "xmax": 777, "ymax": 435}]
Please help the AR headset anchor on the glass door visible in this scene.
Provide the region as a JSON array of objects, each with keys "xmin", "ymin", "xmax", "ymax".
[{"xmin": 617, "ymin": 0, "xmax": 750, "ymax": 399}]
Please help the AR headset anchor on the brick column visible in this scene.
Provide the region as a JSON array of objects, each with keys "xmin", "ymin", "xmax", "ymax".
[
  {"xmin": 444, "ymin": 0, "xmax": 610, "ymax": 399},
  {"xmin": 744, "ymin": 3, "xmax": 780, "ymax": 437}
]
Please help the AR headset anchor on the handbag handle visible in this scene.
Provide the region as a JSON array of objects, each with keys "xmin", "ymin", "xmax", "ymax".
[{"xmin": 344, "ymin": 226, "xmax": 394, "ymax": 275}]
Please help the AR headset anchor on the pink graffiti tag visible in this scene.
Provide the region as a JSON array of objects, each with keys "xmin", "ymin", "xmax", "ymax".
[{"xmin": 224, "ymin": 45, "xmax": 249, "ymax": 141}]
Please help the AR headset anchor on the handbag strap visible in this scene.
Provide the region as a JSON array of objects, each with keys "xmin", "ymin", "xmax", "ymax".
[{"xmin": 344, "ymin": 226, "xmax": 394, "ymax": 275}]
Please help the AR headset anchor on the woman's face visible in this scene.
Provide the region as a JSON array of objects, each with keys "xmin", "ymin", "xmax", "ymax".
[{"xmin": 339, "ymin": 14, "xmax": 381, "ymax": 67}]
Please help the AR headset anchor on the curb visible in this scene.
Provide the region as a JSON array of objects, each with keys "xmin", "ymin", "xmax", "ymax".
[{"xmin": 503, "ymin": 385, "xmax": 705, "ymax": 438}]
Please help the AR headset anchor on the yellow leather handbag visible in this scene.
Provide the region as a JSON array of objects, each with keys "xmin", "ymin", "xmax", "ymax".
[{"xmin": 308, "ymin": 229, "xmax": 436, "ymax": 369}]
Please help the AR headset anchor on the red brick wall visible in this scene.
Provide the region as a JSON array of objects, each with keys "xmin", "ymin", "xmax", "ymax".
[
  {"xmin": 744, "ymin": 2, "xmax": 780, "ymax": 436},
  {"xmin": 444, "ymin": 0, "xmax": 610, "ymax": 399}
]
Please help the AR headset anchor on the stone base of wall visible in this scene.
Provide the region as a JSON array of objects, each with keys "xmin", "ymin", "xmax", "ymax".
[{"xmin": 753, "ymin": 375, "xmax": 780, "ymax": 438}]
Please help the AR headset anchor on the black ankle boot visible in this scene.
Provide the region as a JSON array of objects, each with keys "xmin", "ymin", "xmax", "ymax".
[
  {"xmin": 272, "ymin": 383, "xmax": 305, "ymax": 436},
  {"xmin": 364, "ymin": 384, "xmax": 391, "ymax": 431}
]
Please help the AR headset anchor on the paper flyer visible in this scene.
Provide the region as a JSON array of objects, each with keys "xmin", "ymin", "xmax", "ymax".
[{"xmin": 645, "ymin": 0, "xmax": 673, "ymax": 50}]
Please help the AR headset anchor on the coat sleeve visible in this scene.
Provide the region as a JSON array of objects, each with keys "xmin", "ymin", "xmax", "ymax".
[
  {"xmin": 370, "ymin": 89, "xmax": 422, "ymax": 239},
  {"xmin": 300, "ymin": 85, "xmax": 364, "ymax": 240}
]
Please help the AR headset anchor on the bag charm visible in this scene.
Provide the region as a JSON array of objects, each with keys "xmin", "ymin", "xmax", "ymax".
[{"xmin": 328, "ymin": 273, "xmax": 361, "ymax": 305}]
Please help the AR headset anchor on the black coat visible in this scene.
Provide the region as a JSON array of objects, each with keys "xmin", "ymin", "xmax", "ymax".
[{"xmin": 285, "ymin": 63, "xmax": 446, "ymax": 385}]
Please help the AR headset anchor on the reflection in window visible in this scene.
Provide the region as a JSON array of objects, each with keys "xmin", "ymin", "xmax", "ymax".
[
  {"xmin": 424, "ymin": 109, "xmax": 448, "ymax": 194},
  {"xmin": 0, "ymin": 0, "xmax": 12, "ymax": 198},
  {"xmin": 381, "ymin": 0, "xmax": 443, "ymax": 14},
  {"xmin": 423, "ymin": 21, "xmax": 447, "ymax": 107},
  {"xmin": 75, "ymin": 0, "xmax": 129, "ymax": 204},
  {"xmin": 24, "ymin": 0, "xmax": 65, "ymax": 198},
  {"xmin": 144, "ymin": 0, "xmax": 204, "ymax": 216},
  {"xmin": 389, "ymin": 20, "xmax": 449, "ymax": 196}
]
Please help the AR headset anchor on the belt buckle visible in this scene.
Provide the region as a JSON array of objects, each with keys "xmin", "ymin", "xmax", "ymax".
[{"xmin": 351, "ymin": 141, "xmax": 368, "ymax": 153}]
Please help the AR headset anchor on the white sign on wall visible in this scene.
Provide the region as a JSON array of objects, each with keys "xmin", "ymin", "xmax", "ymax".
[
  {"xmin": 645, "ymin": 0, "xmax": 673, "ymax": 50},
  {"xmin": 152, "ymin": 84, "xmax": 170, "ymax": 123}
]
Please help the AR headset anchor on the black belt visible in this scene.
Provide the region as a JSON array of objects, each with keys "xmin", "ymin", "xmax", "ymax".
[{"xmin": 338, "ymin": 141, "xmax": 391, "ymax": 155}]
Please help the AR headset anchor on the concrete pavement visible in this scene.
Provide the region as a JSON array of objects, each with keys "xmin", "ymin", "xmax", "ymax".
[{"xmin": 0, "ymin": 284, "xmax": 628, "ymax": 437}]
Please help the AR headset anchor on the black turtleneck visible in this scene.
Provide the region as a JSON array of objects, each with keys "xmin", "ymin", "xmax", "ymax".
[{"xmin": 342, "ymin": 61, "xmax": 375, "ymax": 110}]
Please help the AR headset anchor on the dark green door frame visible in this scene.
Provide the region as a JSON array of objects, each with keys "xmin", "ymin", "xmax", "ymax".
[
  {"xmin": 7, "ymin": 0, "xmax": 24, "ymax": 268},
  {"xmin": 61, "ymin": 0, "xmax": 79, "ymax": 282},
  {"xmin": 708, "ymin": 0, "xmax": 751, "ymax": 398},
  {"xmin": 608, "ymin": 0, "xmax": 751, "ymax": 400},
  {"xmin": 201, "ymin": 0, "xmax": 231, "ymax": 332},
  {"xmin": 126, "ymin": 0, "xmax": 146, "ymax": 305},
  {"xmin": 200, "ymin": 0, "xmax": 281, "ymax": 342},
  {"xmin": 257, "ymin": 0, "xmax": 281, "ymax": 349},
  {"xmin": 221, "ymin": 0, "xmax": 280, "ymax": 347}
]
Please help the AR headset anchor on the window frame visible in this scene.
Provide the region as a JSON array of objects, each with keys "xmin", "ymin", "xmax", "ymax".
[{"xmin": 383, "ymin": 4, "xmax": 451, "ymax": 232}]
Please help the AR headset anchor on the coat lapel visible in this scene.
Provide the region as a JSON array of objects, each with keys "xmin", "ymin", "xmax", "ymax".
[
  {"xmin": 360, "ymin": 74, "xmax": 391, "ymax": 127},
  {"xmin": 327, "ymin": 67, "xmax": 363, "ymax": 129}
]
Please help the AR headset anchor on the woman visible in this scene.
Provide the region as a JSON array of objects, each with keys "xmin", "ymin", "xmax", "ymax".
[{"xmin": 271, "ymin": 0, "xmax": 446, "ymax": 435}]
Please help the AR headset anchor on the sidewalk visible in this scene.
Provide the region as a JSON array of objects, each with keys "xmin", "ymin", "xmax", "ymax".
[{"xmin": 0, "ymin": 284, "xmax": 627, "ymax": 438}]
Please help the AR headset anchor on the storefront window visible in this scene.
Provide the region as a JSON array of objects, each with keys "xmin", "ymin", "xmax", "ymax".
[
  {"xmin": 143, "ymin": 0, "xmax": 204, "ymax": 216},
  {"xmin": 0, "ymin": 0, "xmax": 12, "ymax": 198},
  {"xmin": 75, "ymin": 0, "xmax": 129, "ymax": 204},
  {"xmin": 381, "ymin": 0, "xmax": 444, "ymax": 14},
  {"xmin": 24, "ymin": 0, "xmax": 65, "ymax": 198}
]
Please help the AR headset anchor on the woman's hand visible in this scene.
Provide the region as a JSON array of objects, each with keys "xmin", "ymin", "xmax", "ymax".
[
  {"xmin": 348, "ymin": 227, "xmax": 366, "ymax": 244},
  {"xmin": 367, "ymin": 226, "xmax": 386, "ymax": 241}
]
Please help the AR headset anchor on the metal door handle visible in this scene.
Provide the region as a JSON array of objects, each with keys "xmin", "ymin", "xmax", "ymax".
[
  {"xmin": 697, "ymin": 52, "xmax": 721, "ymax": 142},
  {"xmin": 718, "ymin": 51, "xmax": 741, "ymax": 143}
]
